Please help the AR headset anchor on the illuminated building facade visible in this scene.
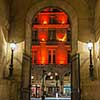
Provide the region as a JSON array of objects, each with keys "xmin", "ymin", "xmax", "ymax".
[{"xmin": 31, "ymin": 8, "xmax": 71, "ymax": 98}]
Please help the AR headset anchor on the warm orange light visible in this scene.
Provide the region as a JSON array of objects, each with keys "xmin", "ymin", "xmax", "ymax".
[
  {"xmin": 43, "ymin": 21, "xmax": 47, "ymax": 24},
  {"xmin": 37, "ymin": 49, "xmax": 41, "ymax": 64},
  {"xmin": 32, "ymin": 44, "xmax": 70, "ymax": 65},
  {"xmin": 56, "ymin": 42, "xmax": 67, "ymax": 64},
  {"xmin": 38, "ymin": 29, "xmax": 48, "ymax": 41},
  {"xmin": 38, "ymin": 33, "xmax": 47, "ymax": 41},
  {"xmin": 39, "ymin": 14, "xmax": 49, "ymax": 24},
  {"xmin": 57, "ymin": 13, "xmax": 68, "ymax": 24},
  {"xmin": 42, "ymin": 38, "xmax": 45, "ymax": 41},
  {"xmin": 41, "ymin": 42, "xmax": 48, "ymax": 64},
  {"xmin": 60, "ymin": 61, "xmax": 64, "ymax": 64},
  {"xmin": 62, "ymin": 21, "xmax": 65, "ymax": 24},
  {"xmin": 36, "ymin": 42, "xmax": 48, "ymax": 64},
  {"xmin": 56, "ymin": 32, "xmax": 66, "ymax": 42},
  {"xmin": 41, "ymin": 56, "xmax": 45, "ymax": 64}
]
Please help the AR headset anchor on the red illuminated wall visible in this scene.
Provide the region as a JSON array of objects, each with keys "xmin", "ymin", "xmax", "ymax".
[
  {"xmin": 32, "ymin": 8, "xmax": 71, "ymax": 65},
  {"xmin": 57, "ymin": 13, "xmax": 68, "ymax": 24},
  {"xmin": 32, "ymin": 44, "xmax": 70, "ymax": 64},
  {"xmin": 56, "ymin": 29, "xmax": 67, "ymax": 42},
  {"xmin": 39, "ymin": 14, "xmax": 49, "ymax": 24},
  {"xmin": 32, "ymin": 43, "xmax": 48, "ymax": 64},
  {"xmin": 38, "ymin": 42, "xmax": 48, "ymax": 64},
  {"xmin": 38, "ymin": 29, "xmax": 48, "ymax": 41},
  {"xmin": 56, "ymin": 42, "xmax": 67, "ymax": 64}
]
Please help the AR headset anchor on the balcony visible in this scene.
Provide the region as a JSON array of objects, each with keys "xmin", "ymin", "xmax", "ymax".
[
  {"xmin": 32, "ymin": 40, "xmax": 71, "ymax": 45},
  {"xmin": 33, "ymin": 24, "xmax": 69, "ymax": 29}
]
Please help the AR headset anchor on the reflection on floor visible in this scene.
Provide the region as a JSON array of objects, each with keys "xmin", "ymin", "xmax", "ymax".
[{"xmin": 31, "ymin": 97, "xmax": 71, "ymax": 100}]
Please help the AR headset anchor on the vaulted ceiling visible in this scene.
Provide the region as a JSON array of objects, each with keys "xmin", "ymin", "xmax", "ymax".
[
  {"xmin": 0, "ymin": 0, "xmax": 98, "ymax": 42},
  {"xmin": 7, "ymin": 0, "xmax": 97, "ymax": 18}
]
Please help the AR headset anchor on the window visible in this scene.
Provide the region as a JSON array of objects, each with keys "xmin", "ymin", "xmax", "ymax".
[
  {"xmin": 32, "ymin": 30, "xmax": 38, "ymax": 41},
  {"xmin": 48, "ymin": 50, "xmax": 51, "ymax": 64},
  {"xmin": 48, "ymin": 30, "xmax": 56, "ymax": 41},
  {"xmin": 68, "ymin": 51, "xmax": 71, "ymax": 63},
  {"xmin": 67, "ymin": 30, "xmax": 71, "ymax": 43},
  {"xmin": 50, "ymin": 16, "xmax": 57, "ymax": 24},
  {"xmin": 34, "ymin": 51, "xmax": 37, "ymax": 64},
  {"xmin": 53, "ymin": 50, "xmax": 56, "ymax": 63},
  {"xmin": 32, "ymin": 17, "xmax": 38, "ymax": 24},
  {"xmin": 48, "ymin": 49, "xmax": 56, "ymax": 64}
]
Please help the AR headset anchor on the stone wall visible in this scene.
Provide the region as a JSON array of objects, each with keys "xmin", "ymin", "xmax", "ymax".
[
  {"xmin": 0, "ymin": 0, "xmax": 24, "ymax": 98},
  {"xmin": 95, "ymin": 0, "xmax": 100, "ymax": 40},
  {"xmin": 78, "ymin": 40, "xmax": 100, "ymax": 100},
  {"xmin": 77, "ymin": 1, "xmax": 100, "ymax": 99},
  {"xmin": 0, "ymin": 0, "xmax": 9, "ymax": 99},
  {"xmin": 95, "ymin": 0, "xmax": 100, "ymax": 80},
  {"xmin": 0, "ymin": 25, "xmax": 9, "ymax": 100}
]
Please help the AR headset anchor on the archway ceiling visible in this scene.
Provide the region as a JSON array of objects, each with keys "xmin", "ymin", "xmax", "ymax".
[
  {"xmin": 6, "ymin": 0, "xmax": 97, "ymax": 42},
  {"xmin": 9, "ymin": 0, "xmax": 92, "ymax": 19}
]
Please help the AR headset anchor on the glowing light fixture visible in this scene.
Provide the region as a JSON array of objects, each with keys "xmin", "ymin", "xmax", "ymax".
[
  {"xmin": 48, "ymin": 72, "xmax": 51, "ymax": 76},
  {"xmin": 10, "ymin": 42, "xmax": 17, "ymax": 50},
  {"xmin": 31, "ymin": 76, "xmax": 34, "ymax": 80},
  {"xmin": 9, "ymin": 42, "xmax": 17, "ymax": 79},
  {"xmin": 87, "ymin": 41, "xmax": 93, "ymax": 50},
  {"xmin": 87, "ymin": 40, "xmax": 94, "ymax": 80},
  {"xmin": 43, "ymin": 21, "xmax": 47, "ymax": 24},
  {"xmin": 50, "ymin": 76, "xmax": 53, "ymax": 80},
  {"xmin": 56, "ymin": 32, "xmax": 66, "ymax": 42}
]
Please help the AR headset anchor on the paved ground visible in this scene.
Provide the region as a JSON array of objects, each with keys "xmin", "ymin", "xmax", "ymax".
[{"xmin": 30, "ymin": 97, "xmax": 71, "ymax": 100}]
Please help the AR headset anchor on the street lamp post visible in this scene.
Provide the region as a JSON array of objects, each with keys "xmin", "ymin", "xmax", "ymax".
[
  {"xmin": 87, "ymin": 41, "xmax": 94, "ymax": 80},
  {"xmin": 55, "ymin": 73, "xmax": 58, "ymax": 92},
  {"xmin": 9, "ymin": 42, "xmax": 16, "ymax": 79},
  {"xmin": 42, "ymin": 70, "xmax": 46, "ymax": 100}
]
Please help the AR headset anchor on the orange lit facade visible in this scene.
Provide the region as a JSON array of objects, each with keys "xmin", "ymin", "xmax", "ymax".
[
  {"xmin": 31, "ymin": 8, "xmax": 71, "ymax": 98},
  {"xmin": 32, "ymin": 8, "xmax": 71, "ymax": 65}
]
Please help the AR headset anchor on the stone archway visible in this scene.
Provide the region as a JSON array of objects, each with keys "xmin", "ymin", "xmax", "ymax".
[
  {"xmin": 25, "ymin": 0, "xmax": 78, "ymax": 56},
  {"xmin": 21, "ymin": 1, "xmax": 78, "ymax": 100}
]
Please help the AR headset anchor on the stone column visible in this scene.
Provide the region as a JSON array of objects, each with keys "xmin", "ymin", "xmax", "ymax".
[
  {"xmin": 60, "ymin": 79, "xmax": 63, "ymax": 95},
  {"xmin": 21, "ymin": 54, "xmax": 31, "ymax": 100}
]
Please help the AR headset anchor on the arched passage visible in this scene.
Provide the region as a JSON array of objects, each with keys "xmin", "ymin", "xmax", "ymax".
[
  {"xmin": 21, "ymin": 1, "xmax": 78, "ymax": 100},
  {"xmin": 25, "ymin": 0, "xmax": 78, "ymax": 56}
]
